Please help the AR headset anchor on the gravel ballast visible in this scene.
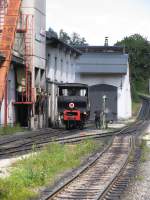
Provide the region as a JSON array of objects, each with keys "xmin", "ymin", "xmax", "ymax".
[{"xmin": 122, "ymin": 144, "xmax": 150, "ymax": 200}]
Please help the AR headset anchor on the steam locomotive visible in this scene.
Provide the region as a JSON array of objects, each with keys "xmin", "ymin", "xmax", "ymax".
[{"xmin": 58, "ymin": 83, "xmax": 90, "ymax": 129}]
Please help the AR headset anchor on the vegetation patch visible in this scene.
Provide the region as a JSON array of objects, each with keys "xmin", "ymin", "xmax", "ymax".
[
  {"xmin": 132, "ymin": 101, "xmax": 141, "ymax": 116},
  {"xmin": 140, "ymin": 140, "xmax": 150, "ymax": 162},
  {"xmin": 0, "ymin": 124, "xmax": 25, "ymax": 136},
  {"xmin": 135, "ymin": 175, "xmax": 144, "ymax": 181},
  {"xmin": 0, "ymin": 140, "xmax": 104, "ymax": 200}
]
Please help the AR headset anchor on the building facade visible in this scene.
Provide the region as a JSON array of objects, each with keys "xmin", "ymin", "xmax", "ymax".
[
  {"xmin": 0, "ymin": 0, "xmax": 46, "ymax": 128},
  {"xmin": 46, "ymin": 31, "xmax": 81, "ymax": 126},
  {"xmin": 76, "ymin": 46, "xmax": 132, "ymax": 120}
]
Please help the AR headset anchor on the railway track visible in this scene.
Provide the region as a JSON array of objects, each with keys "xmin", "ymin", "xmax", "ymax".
[
  {"xmin": 0, "ymin": 96, "xmax": 149, "ymax": 159},
  {"xmin": 0, "ymin": 120, "xmax": 145, "ymax": 159},
  {"xmin": 37, "ymin": 96, "xmax": 150, "ymax": 200},
  {"xmin": 0, "ymin": 127, "xmax": 120, "ymax": 159},
  {"xmin": 44, "ymin": 136, "xmax": 132, "ymax": 200}
]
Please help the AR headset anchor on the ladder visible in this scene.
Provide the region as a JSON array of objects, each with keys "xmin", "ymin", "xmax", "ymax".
[
  {"xmin": 24, "ymin": 15, "xmax": 33, "ymax": 102},
  {"xmin": 0, "ymin": 0, "xmax": 22, "ymax": 105}
]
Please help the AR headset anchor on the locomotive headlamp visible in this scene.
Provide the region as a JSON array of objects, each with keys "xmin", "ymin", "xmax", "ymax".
[
  {"xmin": 69, "ymin": 102, "xmax": 75, "ymax": 109},
  {"xmin": 83, "ymin": 112, "xmax": 87, "ymax": 115}
]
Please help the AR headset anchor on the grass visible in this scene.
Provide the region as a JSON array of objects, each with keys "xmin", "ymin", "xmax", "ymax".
[
  {"xmin": 0, "ymin": 140, "xmax": 103, "ymax": 200},
  {"xmin": 140, "ymin": 140, "xmax": 150, "ymax": 163},
  {"xmin": 135, "ymin": 175, "xmax": 144, "ymax": 181},
  {"xmin": 132, "ymin": 101, "xmax": 141, "ymax": 117},
  {"xmin": 0, "ymin": 124, "xmax": 25, "ymax": 136}
]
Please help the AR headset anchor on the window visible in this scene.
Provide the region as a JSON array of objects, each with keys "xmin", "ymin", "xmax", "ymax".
[
  {"xmin": 54, "ymin": 57, "xmax": 57, "ymax": 80},
  {"xmin": 61, "ymin": 59, "xmax": 63, "ymax": 78},
  {"xmin": 66, "ymin": 61, "xmax": 68, "ymax": 80},
  {"xmin": 47, "ymin": 53, "xmax": 51, "ymax": 76}
]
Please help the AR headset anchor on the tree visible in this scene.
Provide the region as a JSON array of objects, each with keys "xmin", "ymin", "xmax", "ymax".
[
  {"xmin": 70, "ymin": 32, "xmax": 87, "ymax": 46},
  {"xmin": 116, "ymin": 34, "xmax": 150, "ymax": 98},
  {"xmin": 59, "ymin": 29, "xmax": 71, "ymax": 44},
  {"xmin": 48, "ymin": 27, "xmax": 58, "ymax": 38},
  {"xmin": 59, "ymin": 29, "xmax": 88, "ymax": 46}
]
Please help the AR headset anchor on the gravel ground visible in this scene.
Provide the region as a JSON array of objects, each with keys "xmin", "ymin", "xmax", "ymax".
[{"xmin": 122, "ymin": 145, "xmax": 150, "ymax": 200}]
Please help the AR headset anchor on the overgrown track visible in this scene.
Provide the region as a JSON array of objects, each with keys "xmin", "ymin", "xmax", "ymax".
[
  {"xmin": 0, "ymin": 127, "xmax": 125, "ymax": 159},
  {"xmin": 0, "ymin": 122, "xmax": 145, "ymax": 159},
  {"xmin": 46, "ymin": 136, "xmax": 132, "ymax": 200}
]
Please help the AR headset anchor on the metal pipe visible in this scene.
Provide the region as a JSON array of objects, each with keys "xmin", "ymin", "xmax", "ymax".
[{"xmin": 4, "ymin": 77, "xmax": 7, "ymax": 127}]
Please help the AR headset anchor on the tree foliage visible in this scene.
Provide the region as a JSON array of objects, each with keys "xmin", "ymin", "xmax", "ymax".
[
  {"xmin": 59, "ymin": 29, "xmax": 88, "ymax": 46},
  {"xmin": 116, "ymin": 34, "xmax": 150, "ymax": 99}
]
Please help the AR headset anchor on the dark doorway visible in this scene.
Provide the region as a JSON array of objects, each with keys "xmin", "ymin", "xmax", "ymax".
[
  {"xmin": 89, "ymin": 84, "xmax": 117, "ymax": 121},
  {"xmin": 15, "ymin": 105, "xmax": 30, "ymax": 127}
]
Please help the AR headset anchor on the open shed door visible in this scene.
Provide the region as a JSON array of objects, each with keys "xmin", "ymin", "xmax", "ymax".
[{"xmin": 89, "ymin": 84, "xmax": 117, "ymax": 121}]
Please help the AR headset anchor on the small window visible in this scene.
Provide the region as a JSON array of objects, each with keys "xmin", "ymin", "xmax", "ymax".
[
  {"xmin": 40, "ymin": 69, "xmax": 45, "ymax": 80},
  {"xmin": 54, "ymin": 57, "xmax": 57, "ymax": 80},
  {"xmin": 61, "ymin": 59, "xmax": 63, "ymax": 78}
]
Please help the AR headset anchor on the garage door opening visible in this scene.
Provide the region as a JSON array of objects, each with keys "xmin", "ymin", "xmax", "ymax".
[{"xmin": 89, "ymin": 84, "xmax": 117, "ymax": 121}]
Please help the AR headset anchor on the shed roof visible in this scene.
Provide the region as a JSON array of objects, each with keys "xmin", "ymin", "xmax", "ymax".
[{"xmin": 76, "ymin": 45, "xmax": 125, "ymax": 53}]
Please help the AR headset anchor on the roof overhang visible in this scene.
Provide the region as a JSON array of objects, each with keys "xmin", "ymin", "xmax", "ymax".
[
  {"xmin": 12, "ymin": 55, "xmax": 24, "ymax": 66},
  {"xmin": 57, "ymin": 83, "xmax": 88, "ymax": 88},
  {"xmin": 0, "ymin": 52, "xmax": 24, "ymax": 66},
  {"xmin": 76, "ymin": 65, "xmax": 127, "ymax": 75}
]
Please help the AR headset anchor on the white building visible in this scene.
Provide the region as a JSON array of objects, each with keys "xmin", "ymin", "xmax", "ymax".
[
  {"xmin": 76, "ymin": 46, "xmax": 132, "ymax": 120},
  {"xmin": 46, "ymin": 31, "xmax": 81, "ymax": 126}
]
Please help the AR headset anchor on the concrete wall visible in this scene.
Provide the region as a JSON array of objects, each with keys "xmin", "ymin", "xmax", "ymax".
[
  {"xmin": 21, "ymin": 0, "xmax": 46, "ymax": 89},
  {"xmin": 0, "ymin": 65, "xmax": 16, "ymax": 125},
  {"xmin": 46, "ymin": 47, "xmax": 76, "ymax": 83}
]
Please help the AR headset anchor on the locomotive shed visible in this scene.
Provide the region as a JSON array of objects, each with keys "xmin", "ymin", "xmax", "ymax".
[{"xmin": 76, "ymin": 45, "xmax": 132, "ymax": 121}]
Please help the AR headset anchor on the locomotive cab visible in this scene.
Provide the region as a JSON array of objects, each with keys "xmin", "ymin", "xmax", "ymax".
[{"xmin": 58, "ymin": 83, "xmax": 90, "ymax": 129}]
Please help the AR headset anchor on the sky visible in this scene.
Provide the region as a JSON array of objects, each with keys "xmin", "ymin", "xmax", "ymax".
[{"xmin": 46, "ymin": 0, "xmax": 150, "ymax": 45}]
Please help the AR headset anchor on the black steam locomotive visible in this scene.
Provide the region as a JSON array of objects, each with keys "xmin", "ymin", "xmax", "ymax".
[{"xmin": 58, "ymin": 83, "xmax": 90, "ymax": 129}]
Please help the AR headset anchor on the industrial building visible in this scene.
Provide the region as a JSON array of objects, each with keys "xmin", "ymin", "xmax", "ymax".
[
  {"xmin": 0, "ymin": 0, "xmax": 46, "ymax": 128},
  {"xmin": 76, "ymin": 45, "xmax": 132, "ymax": 120}
]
